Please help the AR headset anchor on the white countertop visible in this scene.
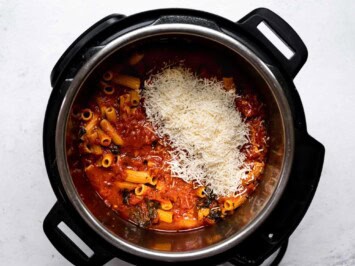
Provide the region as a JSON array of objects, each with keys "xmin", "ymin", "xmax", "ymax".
[{"xmin": 1, "ymin": 0, "xmax": 354, "ymax": 265}]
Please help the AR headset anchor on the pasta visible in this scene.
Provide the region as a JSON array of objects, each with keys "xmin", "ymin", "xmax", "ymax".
[
  {"xmin": 104, "ymin": 107, "xmax": 117, "ymax": 123},
  {"xmin": 223, "ymin": 77, "xmax": 235, "ymax": 91},
  {"xmin": 157, "ymin": 209, "xmax": 173, "ymax": 223},
  {"xmin": 128, "ymin": 52, "xmax": 144, "ymax": 65},
  {"xmin": 97, "ymin": 128, "xmax": 111, "ymax": 147},
  {"xmin": 80, "ymin": 142, "xmax": 92, "ymax": 154},
  {"xmin": 67, "ymin": 46, "xmax": 268, "ymax": 231},
  {"xmin": 99, "ymin": 81, "xmax": 115, "ymax": 95},
  {"xmin": 223, "ymin": 196, "xmax": 247, "ymax": 210},
  {"xmin": 198, "ymin": 208, "xmax": 210, "ymax": 220},
  {"xmin": 86, "ymin": 131, "xmax": 98, "ymax": 144},
  {"xmin": 90, "ymin": 144, "xmax": 103, "ymax": 155},
  {"xmin": 84, "ymin": 114, "xmax": 98, "ymax": 132},
  {"xmin": 135, "ymin": 184, "xmax": 149, "ymax": 196},
  {"xmin": 102, "ymin": 153, "xmax": 114, "ymax": 168},
  {"xmin": 119, "ymin": 94, "xmax": 131, "ymax": 115},
  {"xmin": 113, "ymin": 74, "xmax": 140, "ymax": 90},
  {"xmin": 102, "ymin": 71, "xmax": 113, "ymax": 81},
  {"xmin": 175, "ymin": 218, "xmax": 199, "ymax": 228},
  {"xmin": 100, "ymin": 119, "xmax": 124, "ymax": 146},
  {"xmin": 81, "ymin": 108, "xmax": 93, "ymax": 121},
  {"xmin": 103, "ymin": 85, "xmax": 115, "ymax": 95},
  {"xmin": 125, "ymin": 170, "xmax": 156, "ymax": 185},
  {"xmin": 160, "ymin": 200, "xmax": 173, "ymax": 211},
  {"xmin": 115, "ymin": 181, "xmax": 138, "ymax": 191},
  {"xmin": 130, "ymin": 90, "xmax": 140, "ymax": 107},
  {"xmin": 195, "ymin": 187, "xmax": 206, "ymax": 198}
]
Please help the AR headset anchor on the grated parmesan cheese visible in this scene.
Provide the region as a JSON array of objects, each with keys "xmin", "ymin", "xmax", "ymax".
[{"xmin": 143, "ymin": 67, "xmax": 250, "ymax": 197}]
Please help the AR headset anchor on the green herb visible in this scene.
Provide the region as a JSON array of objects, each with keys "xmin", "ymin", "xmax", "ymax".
[
  {"xmin": 197, "ymin": 191, "xmax": 217, "ymax": 208},
  {"xmin": 78, "ymin": 127, "xmax": 86, "ymax": 137},
  {"xmin": 122, "ymin": 190, "xmax": 130, "ymax": 205},
  {"xmin": 110, "ymin": 145, "xmax": 121, "ymax": 155},
  {"xmin": 151, "ymin": 140, "xmax": 158, "ymax": 148},
  {"xmin": 130, "ymin": 205, "xmax": 151, "ymax": 228},
  {"xmin": 209, "ymin": 209, "xmax": 222, "ymax": 221},
  {"xmin": 146, "ymin": 200, "xmax": 158, "ymax": 219}
]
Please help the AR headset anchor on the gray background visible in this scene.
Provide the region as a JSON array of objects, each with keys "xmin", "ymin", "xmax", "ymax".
[{"xmin": 0, "ymin": 0, "xmax": 354, "ymax": 265}]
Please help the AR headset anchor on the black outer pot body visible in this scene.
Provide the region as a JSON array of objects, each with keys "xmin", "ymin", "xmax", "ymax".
[{"xmin": 43, "ymin": 8, "xmax": 325, "ymax": 266}]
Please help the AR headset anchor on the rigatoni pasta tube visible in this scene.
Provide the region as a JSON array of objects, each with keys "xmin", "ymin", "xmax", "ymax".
[
  {"xmin": 195, "ymin": 187, "xmax": 206, "ymax": 198},
  {"xmin": 128, "ymin": 52, "xmax": 144, "ymax": 65},
  {"xmin": 91, "ymin": 145, "xmax": 103, "ymax": 155},
  {"xmin": 243, "ymin": 162, "xmax": 265, "ymax": 185},
  {"xmin": 223, "ymin": 199, "xmax": 234, "ymax": 211},
  {"xmin": 113, "ymin": 74, "xmax": 140, "ymax": 90},
  {"xmin": 223, "ymin": 77, "xmax": 235, "ymax": 91},
  {"xmin": 176, "ymin": 219, "xmax": 199, "ymax": 228},
  {"xmin": 197, "ymin": 208, "xmax": 210, "ymax": 220},
  {"xmin": 115, "ymin": 181, "xmax": 137, "ymax": 191},
  {"xmin": 130, "ymin": 90, "xmax": 140, "ymax": 107},
  {"xmin": 102, "ymin": 71, "xmax": 113, "ymax": 81},
  {"xmin": 102, "ymin": 153, "xmax": 114, "ymax": 168},
  {"xmin": 80, "ymin": 142, "xmax": 92, "ymax": 154},
  {"xmin": 157, "ymin": 209, "xmax": 173, "ymax": 223},
  {"xmin": 224, "ymin": 196, "xmax": 247, "ymax": 211},
  {"xmin": 103, "ymin": 85, "xmax": 115, "ymax": 95},
  {"xmin": 250, "ymin": 162, "xmax": 265, "ymax": 179},
  {"xmin": 221, "ymin": 207, "xmax": 229, "ymax": 216},
  {"xmin": 86, "ymin": 131, "xmax": 98, "ymax": 144},
  {"xmin": 71, "ymin": 106, "xmax": 81, "ymax": 119},
  {"xmin": 135, "ymin": 184, "xmax": 149, "ymax": 196},
  {"xmin": 149, "ymin": 176, "xmax": 158, "ymax": 186},
  {"xmin": 104, "ymin": 107, "xmax": 117, "ymax": 123},
  {"xmin": 160, "ymin": 200, "xmax": 173, "ymax": 210},
  {"xmin": 85, "ymin": 114, "xmax": 99, "ymax": 133},
  {"xmin": 100, "ymin": 119, "xmax": 124, "ymax": 145},
  {"xmin": 125, "ymin": 169, "xmax": 153, "ymax": 184},
  {"xmin": 97, "ymin": 128, "xmax": 111, "ymax": 147},
  {"xmin": 119, "ymin": 94, "xmax": 131, "ymax": 115},
  {"xmin": 99, "ymin": 81, "xmax": 115, "ymax": 95},
  {"xmin": 95, "ymin": 96, "xmax": 106, "ymax": 116},
  {"xmin": 81, "ymin": 108, "xmax": 93, "ymax": 121}
]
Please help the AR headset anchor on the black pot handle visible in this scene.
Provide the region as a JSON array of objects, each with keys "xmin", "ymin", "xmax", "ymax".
[
  {"xmin": 43, "ymin": 202, "xmax": 113, "ymax": 266},
  {"xmin": 238, "ymin": 8, "xmax": 308, "ymax": 79},
  {"xmin": 50, "ymin": 14, "xmax": 125, "ymax": 88}
]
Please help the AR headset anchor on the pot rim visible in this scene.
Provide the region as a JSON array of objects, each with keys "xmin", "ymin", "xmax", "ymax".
[{"xmin": 55, "ymin": 23, "xmax": 294, "ymax": 261}]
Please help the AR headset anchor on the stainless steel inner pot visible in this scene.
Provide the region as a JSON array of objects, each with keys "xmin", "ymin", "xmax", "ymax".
[{"xmin": 55, "ymin": 24, "xmax": 294, "ymax": 262}]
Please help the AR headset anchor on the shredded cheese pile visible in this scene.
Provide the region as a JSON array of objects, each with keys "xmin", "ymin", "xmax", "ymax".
[{"xmin": 143, "ymin": 67, "xmax": 249, "ymax": 197}]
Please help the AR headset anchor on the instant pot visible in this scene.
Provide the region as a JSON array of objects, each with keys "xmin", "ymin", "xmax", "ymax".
[{"xmin": 43, "ymin": 8, "xmax": 325, "ymax": 265}]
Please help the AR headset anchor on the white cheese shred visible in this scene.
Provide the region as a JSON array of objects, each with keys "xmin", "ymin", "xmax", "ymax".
[{"xmin": 143, "ymin": 67, "xmax": 250, "ymax": 197}]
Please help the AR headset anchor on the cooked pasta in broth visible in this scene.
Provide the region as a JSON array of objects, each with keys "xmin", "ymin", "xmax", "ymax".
[{"xmin": 67, "ymin": 42, "xmax": 268, "ymax": 231}]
